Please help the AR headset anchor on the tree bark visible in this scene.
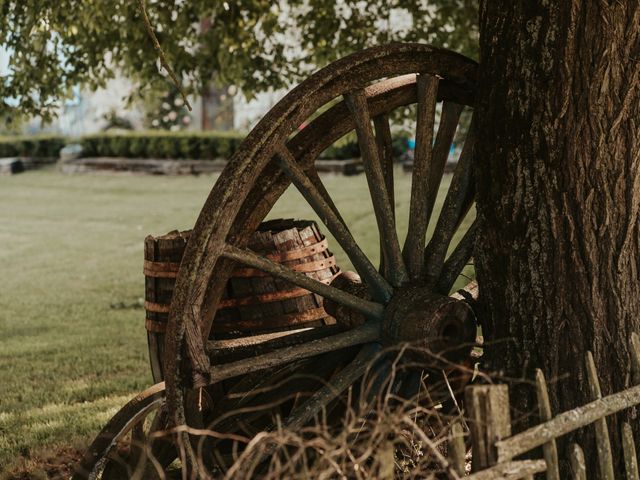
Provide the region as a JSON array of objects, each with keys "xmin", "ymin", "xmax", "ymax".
[{"xmin": 475, "ymin": 0, "xmax": 640, "ymax": 471}]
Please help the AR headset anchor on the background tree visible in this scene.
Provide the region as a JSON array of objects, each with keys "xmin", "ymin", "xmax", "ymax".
[
  {"xmin": 475, "ymin": 0, "xmax": 640, "ymax": 469},
  {"xmin": 0, "ymin": 0, "xmax": 477, "ymax": 122}
]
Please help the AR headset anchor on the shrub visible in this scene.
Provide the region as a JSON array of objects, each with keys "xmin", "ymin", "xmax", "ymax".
[
  {"xmin": 79, "ymin": 131, "xmax": 245, "ymax": 160},
  {"xmin": 0, "ymin": 135, "xmax": 66, "ymax": 158}
]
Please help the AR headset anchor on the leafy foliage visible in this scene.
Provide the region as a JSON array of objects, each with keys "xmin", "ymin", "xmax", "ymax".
[
  {"xmin": 0, "ymin": 1, "xmax": 478, "ymax": 121},
  {"xmin": 79, "ymin": 130, "xmax": 244, "ymax": 159},
  {"xmin": 144, "ymin": 90, "xmax": 192, "ymax": 130}
]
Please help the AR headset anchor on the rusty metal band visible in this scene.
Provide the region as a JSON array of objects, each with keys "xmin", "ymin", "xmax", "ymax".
[
  {"xmin": 145, "ymin": 318, "xmax": 167, "ymax": 333},
  {"xmin": 217, "ymin": 273, "xmax": 338, "ymax": 308},
  {"xmin": 143, "ymin": 260, "xmax": 180, "ymax": 278},
  {"xmin": 231, "ymin": 256, "xmax": 337, "ymax": 278},
  {"xmin": 211, "ymin": 307, "xmax": 330, "ymax": 333},
  {"xmin": 262, "ymin": 237, "xmax": 329, "ymax": 262},
  {"xmin": 145, "ymin": 301, "xmax": 171, "ymax": 313},
  {"xmin": 143, "ymin": 239, "xmax": 329, "ymax": 278}
]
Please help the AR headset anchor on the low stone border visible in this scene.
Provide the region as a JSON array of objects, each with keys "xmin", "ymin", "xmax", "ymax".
[
  {"xmin": 0, "ymin": 156, "xmax": 57, "ymax": 175},
  {"xmin": 60, "ymin": 157, "xmax": 228, "ymax": 175},
  {"xmin": 60, "ymin": 157, "xmax": 365, "ymax": 176}
]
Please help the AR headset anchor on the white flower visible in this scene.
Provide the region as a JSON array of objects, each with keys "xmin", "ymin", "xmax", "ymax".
[
  {"xmin": 168, "ymin": 111, "xmax": 178, "ymax": 121},
  {"xmin": 182, "ymin": 115, "xmax": 191, "ymax": 124},
  {"xmin": 174, "ymin": 97, "xmax": 184, "ymax": 107}
]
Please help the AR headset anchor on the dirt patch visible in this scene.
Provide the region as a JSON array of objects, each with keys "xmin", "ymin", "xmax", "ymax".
[{"xmin": 1, "ymin": 446, "xmax": 83, "ymax": 480}]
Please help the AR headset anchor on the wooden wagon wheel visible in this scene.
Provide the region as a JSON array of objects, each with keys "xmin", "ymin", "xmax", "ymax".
[
  {"xmin": 73, "ymin": 383, "xmax": 178, "ymax": 479},
  {"xmin": 163, "ymin": 42, "xmax": 479, "ymax": 470}
]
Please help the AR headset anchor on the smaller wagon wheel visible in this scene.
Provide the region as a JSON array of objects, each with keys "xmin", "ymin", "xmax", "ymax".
[
  {"xmin": 73, "ymin": 383, "xmax": 178, "ymax": 480},
  {"xmin": 163, "ymin": 43, "xmax": 479, "ymax": 471}
]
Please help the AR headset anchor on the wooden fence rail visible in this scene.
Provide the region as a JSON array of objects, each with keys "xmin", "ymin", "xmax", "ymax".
[{"xmin": 452, "ymin": 332, "xmax": 640, "ymax": 479}]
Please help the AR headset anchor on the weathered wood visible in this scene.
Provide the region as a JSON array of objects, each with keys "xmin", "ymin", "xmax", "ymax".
[
  {"xmin": 496, "ymin": 382, "xmax": 640, "ymax": 462},
  {"xmin": 286, "ymin": 343, "xmax": 380, "ymax": 429},
  {"xmin": 623, "ymin": 422, "xmax": 640, "ymax": 480},
  {"xmin": 146, "ymin": 222, "xmax": 338, "ymax": 342},
  {"xmin": 585, "ymin": 351, "xmax": 614, "ymax": 480},
  {"xmin": 436, "ymin": 219, "xmax": 477, "ymax": 295},
  {"xmin": 373, "ymin": 113, "xmax": 395, "ymax": 280},
  {"xmin": 403, "ymin": 73, "xmax": 439, "ymax": 281},
  {"xmin": 535, "ymin": 369, "xmax": 560, "ymax": 480},
  {"xmin": 276, "ymin": 144, "xmax": 393, "ymax": 302},
  {"xmin": 448, "ymin": 421, "xmax": 467, "ymax": 476},
  {"xmin": 161, "ymin": 44, "xmax": 477, "ymax": 462},
  {"xmin": 465, "ymin": 385, "xmax": 511, "ymax": 471},
  {"xmin": 216, "ymin": 219, "xmax": 339, "ymax": 333},
  {"xmin": 373, "ymin": 114, "xmax": 395, "ymax": 214},
  {"xmin": 622, "ymin": 424, "xmax": 640, "ymax": 480},
  {"xmin": 207, "ymin": 326, "xmax": 341, "ymax": 358},
  {"xmin": 144, "ymin": 230, "xmax": 190, "ymax": 382},
  {"xmin": 423, "ymin": 123, "xmax": 475, "ymax": 287},
  {"xmin": 466, "ymin": 460, "xmax": 546, "ymax": 480},
  {"xmin": 345, "ymin": 89, "xmax": 408, "ymax": 287},
  {"xmin": 426, "ymin": 101, "xmax": 464, "ymax": 228},
  {"xmin": 221, "ymin": 243, "xmax": 384, "ymax": 319},
  {"xmin": 208, "ymin": 321, "xmax": 380, "ymax": 383},
  {"xmin": 569, "ymin": 444, "xmax": 587, "ymax": 480}
]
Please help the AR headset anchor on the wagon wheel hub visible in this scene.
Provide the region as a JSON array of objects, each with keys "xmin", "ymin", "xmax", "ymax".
[
  {"xmin": 324, "ymin": 272, "xmax": 476, "ymax": 361},
  {"xmin": 382, "ymin": 286, "xmax": 476, "ymax": 360}
]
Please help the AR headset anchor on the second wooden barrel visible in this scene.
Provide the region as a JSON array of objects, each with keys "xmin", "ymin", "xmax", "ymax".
[
  {"xmin": 213, "ymin": 218, "xmax": 339, "ymax": 333},
  {"xmin": 144, "ymin": 218, "xmax": 340, "ymax": 380}
]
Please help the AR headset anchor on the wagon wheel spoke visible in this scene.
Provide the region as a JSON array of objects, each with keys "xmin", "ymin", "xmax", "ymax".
[
  {"xmin": 308, "ymin": 166, "xmax": 346, "ymax": 225},
  {"xmin": 373, "ymin": 113, "xmax": 395, "ymax": 278},
  {"xmin": 436, "ymin": 219, "xmax": 478, "ymax": 295},
  {"xmin": 275, "ymin": 145, "xmax": 393, "ymax": 302},
  {"xmin": 345, "ymin": 89, "xmax": 408, "ymax": 287},
  {"xmin": 208, "ymin": 321, "xmax": 381, "ymax": 383},
  {"xmin": 221, "ymin": 243, "xmax": 383, "ymax": 319},
  {"xmin": 427, "ymin": 101, "xmax": 465, "ymax": 225},
  {"xmin": 423, "ymin": 121, "xmax": 476, "ymax": 287},
  {"xmin": 127, "ymin": 421, "xmax": 147, "ymax": 474},
  {"xmin": 285, "ymin": 343, "xmax": 381, "ymax": 429},
  {"xmin": 403, "ymin": 73, "xmax": 440, "ymax": 280}
]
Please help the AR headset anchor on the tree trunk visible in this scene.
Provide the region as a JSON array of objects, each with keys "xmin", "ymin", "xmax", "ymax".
[{"xmin": 475, "ymin": 0, "xmax": 640, "ymax": 471}]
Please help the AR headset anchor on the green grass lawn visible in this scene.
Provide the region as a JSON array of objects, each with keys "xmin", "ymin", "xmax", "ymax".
[{"xmin": 0, "ymin": 166, "xmax": 473, "ymax": 474}]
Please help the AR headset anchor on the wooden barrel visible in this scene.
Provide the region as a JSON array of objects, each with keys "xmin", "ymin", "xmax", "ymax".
[
  {"xmin": 214, "ymin": 219, "xmax": 339, "ymax": 333},
  {"xmin": 144, "ymin": 219, "xmax": 339, "ymax": 380},
  {"xmin": 144, "ymin": 230, "xmax": 190, "ymax": 382}
]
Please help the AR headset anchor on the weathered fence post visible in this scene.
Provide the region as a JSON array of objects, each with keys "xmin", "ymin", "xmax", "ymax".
[
  {"xmin": 622, "ymin": 422, "xmax": 639, "ymax": 480},
  {"xmin": 569, "ymin": 443, "xmax": 587, "ymax": 480},
  {"xmin": 585, "ymin": 351, "xmax": 615, "ymax": 480},
  {"xmin": 535, "ymin": 369, "xmax": 560, "ymax": 480},
  {"xmin": 448, "ymin": 420, "xmax": 466, "ymax": 475},
  {"xmin": 465, "ymin": 384, "xmax": 511, "ymax": 471}
]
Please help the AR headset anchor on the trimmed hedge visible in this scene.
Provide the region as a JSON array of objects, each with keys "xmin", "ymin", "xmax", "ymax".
[
  {"xmin": 0, "ymin": 130, "xmax": 413, "ymax": 162},
  {"xmin": 0, "ymin": 135, "xmax": 66, "ymax": 158},
  {"xmin": 79, "ymin": 131, "xmax": 245, "ymax": 160}
]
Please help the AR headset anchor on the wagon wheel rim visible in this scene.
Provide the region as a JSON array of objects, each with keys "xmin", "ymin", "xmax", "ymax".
[
  {"xmin": 74, "ymin": 383, "xmax": 178, "ymax": 479},
  {"xmin": 163, "ymin": 42, "xmax": 478, "ymax": 468}
]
